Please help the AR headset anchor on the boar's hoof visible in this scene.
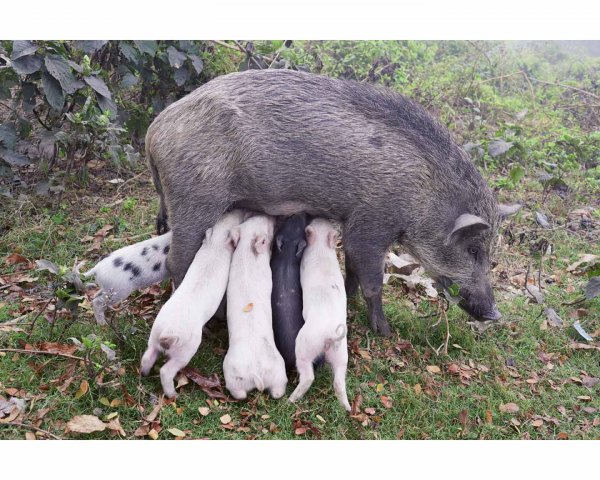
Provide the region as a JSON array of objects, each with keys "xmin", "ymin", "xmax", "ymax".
[{"xmin": 374, "ymin": 317, "xmax": 392, "ymax": 337}]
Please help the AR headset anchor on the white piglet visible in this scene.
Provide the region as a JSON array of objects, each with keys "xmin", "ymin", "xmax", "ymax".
[
  {"xmin": 289, "ymin": 218, "xmax": 351, "ymax": 411},
  {"xmin": 84, "ymin": 231, "xmax": 172, "ymax": 325},
  {"xmin": 140, "ymin": 210, "xmax": 244, "ymax": 398},
  {"xmin": 223, "ymin": 215, "xmax": 288, "ymax": 400}
]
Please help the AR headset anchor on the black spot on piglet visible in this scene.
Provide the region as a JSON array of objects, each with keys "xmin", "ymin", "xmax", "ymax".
[
  {"xmin": 163, "ymin": 245, "xmax": 170, "ymax": 255},
  {"xmin": 153, "ymin": 262, "xmax": 161, "ymax": 271},
  {"xmin": 141, "ymin": 247, "xmax": 148, "ymax": 256},
  {"xmin": 113, "ymin": 257, "xmax": 123, "ymax": 267},
  {"xmin": 131, "ymin": 265, "xmax": 141, "ymax": 277},
  {"xmin": 152, "ymin": 244, "xmax": 159, "ymax": 251},
  {"xmin": 123, "ymin": 262, "xmax": 132, "ymax": 271}
]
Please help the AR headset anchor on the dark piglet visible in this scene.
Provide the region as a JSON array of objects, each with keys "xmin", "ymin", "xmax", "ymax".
[{"xmin": 271, "ymin": 214, "xmax": 308, "ymax": 370}]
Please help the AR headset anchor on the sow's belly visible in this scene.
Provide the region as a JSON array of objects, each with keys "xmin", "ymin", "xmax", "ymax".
[{"xmin": 232, "ymin": 200, "xmax": 345, "ymax": 220}]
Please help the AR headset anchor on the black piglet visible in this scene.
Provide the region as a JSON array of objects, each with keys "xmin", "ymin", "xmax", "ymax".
[{"xmin": 270, "ymin": 214, "xmax": 308, "ymax": 370}]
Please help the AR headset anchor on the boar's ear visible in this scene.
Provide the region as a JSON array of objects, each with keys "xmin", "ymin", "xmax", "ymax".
[
  {"xmin": 275, "ymin": 235, "xmax": 283, "ymax": 252},
  {"xmin": 253, "ymin": 234, "xmax": 269, "ymax": 254},
  {"xmin": 446, "ymin": 213, "xmax": 490, "ymax": 245},
  {"xmin": 227, "ymin": 227, "xmax": 241, "ymax": 249},
  {"xmin": 498, "ymin": 203, "xmax": 522, "ymax": 220},
  {"xmin": 296, "ymin": 239, "xmax": 307, "ymax": 257},
  {"xmin": 305, "ymin": 225, "xmax": 316, "ymax": 246},
  {"xmin": 327, "ymin": 230, "xmax": 339, "ymax": 249}
]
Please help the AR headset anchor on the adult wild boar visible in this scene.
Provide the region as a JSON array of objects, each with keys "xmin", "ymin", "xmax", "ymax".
[{"xmin": 146, "ymin": 69, "xmax": 502, "ymax": 336}]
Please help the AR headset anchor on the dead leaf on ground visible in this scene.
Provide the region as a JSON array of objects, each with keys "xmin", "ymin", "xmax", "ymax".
[
  {"xmin": 582, "ymin": 376, "xmax": 599, "ymax": 388},
  {"xmin": 5, "ymin": 253, "xmax": 29, "ymax": 266},
  {"xmin": 426, "ymin": 365, "xmax": 441, "ymax": 374},
  {"xmin": 458, "ymin": 409, "xmax": 469, "ymax": 429},
  {"xmin": 106, "ymin": 417, "xmax": 126, "ymax": 436},
  {"xmin": 74, "ymin": 380, "xmax": 89, "ymax": 399},
  {"xmin": 566, "ymin": 254, "xmax": 598, "ymax": 273},
  {"xmin": 66, "ymin": 415, "xmax": 106, "ymax": 434},
  {"xmin": 181, "ymin": 367, "xmax": 229, "ymax": 401},
  {"xmin": 499, "ymin": 403, "xmax": 520, "ymax": 413},
  {"xmin": 198, "ymin": 407, "xmax": 210, "ymax": 416},
  {"xmin": 25, "ymin": 342, "xmax": 78, "ymax": 355},
  {"xmin": 220, "ymin": 414, "xmax": 232, "ymax": 425},
  {"xmin": 544, "ymin": 308, "xmax": 564, "ymax": 328},
  {"xmin": 0, "ymin": 397, "xmax": 23, "ymax": 423},
  {"xmin": 380, "ymin": 396, "xmax": 393, "ymax": 409},
  {"xmin": 167, "ymin": 427, "xmax": 186, "ymax": 438}
]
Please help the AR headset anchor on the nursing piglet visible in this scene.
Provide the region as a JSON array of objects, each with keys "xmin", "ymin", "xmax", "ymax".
[
  {"xmin": 223, "ymin": 215, "xmax": 287, "ymax": 400},
  {"xmin": 140, "ymin": 210, "xmax": 244, "ymax": 398},
  {"xmin": 84, "ymin": 231, "xmax": 172, "ymax": 325},
  {"xmin": 289, "ymin": 218, "xmax": 351, "ymax": 411},
  {"xmin": 271, "ymin": 214, "xmax": 308, "ymax": 370}
]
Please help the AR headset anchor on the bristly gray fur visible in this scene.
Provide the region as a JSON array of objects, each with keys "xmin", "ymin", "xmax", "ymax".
[{"xmin": 146, "ymin": 69, "xmax": 501, "ymax": 335}]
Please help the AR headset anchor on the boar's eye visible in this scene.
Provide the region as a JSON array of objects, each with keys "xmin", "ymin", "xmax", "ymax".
[{"xmin": 468, "ymin": 246, "xmax": 479, "ymax": 259}]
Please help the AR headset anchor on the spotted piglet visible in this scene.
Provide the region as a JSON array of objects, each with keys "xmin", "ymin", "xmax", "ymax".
[
  {"xmin": 223, "ymin": 215, "xmax": 288, "ymax": 400},
  {"xmin": 140, "ymin": 210, "xmax": 244, "ymax": 398},
  {"xmin": 289, "ymin": 218, "xmax": 351, "ymax": 411},
  {"xmin": 83, "ymin": 232, "xmax": 172, "ymax": 324}
]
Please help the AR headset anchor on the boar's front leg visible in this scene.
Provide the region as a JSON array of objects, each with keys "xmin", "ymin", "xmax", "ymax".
[{"xmin": 343, "ymin": 224, "xmax": 391, "ymax": 336}]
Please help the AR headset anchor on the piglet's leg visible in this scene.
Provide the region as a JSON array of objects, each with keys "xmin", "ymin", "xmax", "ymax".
[
  {"xmin": 91, "ymin": 291, "xmax": 110, "ymax": 325},
  {"xmin": 159, "ymin": 345, "xmax": 196, "ymax": 398},
  {"xmin": 326, "ymin": 342, "xmax": 351, "ymax": 411},
  {"xmin": 140, "ymin": 345, "xmax": 160, "ymax": 377},
  {"xmin": 289, "ymin": 356, "xmax": 315, "ymax": 403}
]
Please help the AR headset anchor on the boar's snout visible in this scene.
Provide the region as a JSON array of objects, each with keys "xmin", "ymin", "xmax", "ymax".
[{"xmin": 458, "ymin": 286, "xmax": 501, "ymax": 322}]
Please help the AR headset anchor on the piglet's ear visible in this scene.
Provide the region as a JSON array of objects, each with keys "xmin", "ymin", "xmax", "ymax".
[
  {"xmin": 275, "ymin": 235, "xmax": 283, "ymax": 252},
  {"xmin": 204, "ymin": 227, "xmax": 214, "ymax": 243},
  {"xmin": 305, "ymin": 225, "xmax": 316, "ymax": 246},
  {"xmin": 296, "ymin": 239, "xmax": 307, "ymax": 258},
  {"xmin": 327, "ymin": 230, "xmax": 339, "ymax": 249},
  {"xmin": 227, "ymin": 227, "xmax": 240, "ymax": 249},
  {"xmin": 253, "ymin": 234, "xmax": 269, "ymax": 254}
]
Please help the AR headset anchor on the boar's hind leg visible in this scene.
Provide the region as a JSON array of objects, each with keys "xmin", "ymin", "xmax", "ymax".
[
  {"xmin": 344, "ymin": 253, "xmax": 360, "ymax": 298},
  {"xmin": 343, "ymin": 228, "xmax": 391, "ymax": 336}
]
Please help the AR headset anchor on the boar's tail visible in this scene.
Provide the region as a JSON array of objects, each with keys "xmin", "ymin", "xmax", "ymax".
[
  {"xmin": 252, "ymin": 373, "xmax": 265, "ymax": 392},
  {"xmin": 146, "ymin": 147, "xmax": 169, "ymax": 235},
  {"xmin": 159, "ymin": 335, "xmax": 179, "ymax": 351},
  {"xmin": 324, "ymin": 324, "xmax": 347, "ymax": 351}
]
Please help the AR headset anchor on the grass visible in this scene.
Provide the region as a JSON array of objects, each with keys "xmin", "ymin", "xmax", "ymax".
[{"xmin": 0, "ymin": 167, "xmax": 599, "ymax": 440}]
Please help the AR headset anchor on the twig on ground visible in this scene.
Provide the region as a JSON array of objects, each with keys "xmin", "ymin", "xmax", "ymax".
[
  {"xmin": 114, "ymin": 170, "xmax": 150, "ymax": 198},
  {"xmin": 0, "ymin": 422, "xmax": 61, "ymax": 440},
  {"xmin": 0, "ymin": 348, "xmax": 87, "ymax": 363},
  {"xmin": 27, "ymin": 297, "xmax": 53, "ymax": 339}
]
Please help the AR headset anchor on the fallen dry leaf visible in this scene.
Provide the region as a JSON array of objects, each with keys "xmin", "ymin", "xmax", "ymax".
[
  {"xmin": 66, "ymin": 415, "xmax": 106, "ymax": 434},
  {"xmin": 566, "ymin": 254, "xmax": 598, "ymax": 273},
  {"xmin": 458, "ymin": 409, "xmax": 469, "ymax": 429},
  {"xmin": 556, "ymin": 432, "xmax": 569, "ymax": 440},
  {"xmin": 167, "ymin": 427, "xmax": 186, "ymax": 438},
  {"xmin": 380, "ymin": 396, "xmax": 393, "ymax": 409},
  {"xmin": 198, "ymin": 407, "xmax": 210, "ymax": 416},
  {"xmin": 25, "ymin": 432, "xmax": 36, "ymax": 440},
  {"xmin": 26, "ymin": 342, "xmax": 78, "ymax": 355},
  {"xmin": 148, "ymin": 429, "xmax": 159, "ymax": 440},
  {"xmin": 426, "ymin": 365, "xmax": 441, "ymax": 374},
  {"xmin": 74, "ymin": 380, "xmax": 89, "ymax": 399},
  {"xmin": 499, "ymin": 403, "xmax": 520, "ymax": 413},
  {"xmin": 182, "ymin": 367, "xmax": 228, "ymax": 401},
  {"xmin": 582, "ymin": 376, "xmax": 599, "ymax": 388},
  {"xmin": 106, "ymin": 417, "xmax": 126, "ymax": 436},
  {"xmin": 5, "ymin": 253, "xmax": 29, "ymax": 266},
  {"xmin": 220, "ymin": 414, "xmax": 232, "ymax": 425},
  {"xmin": 485, "ymin": 410, "xmax": 493, "ymax": 424},
  {"xmin": 531, "ymin": 419, "xmax": 544, "ymax": 427}
]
